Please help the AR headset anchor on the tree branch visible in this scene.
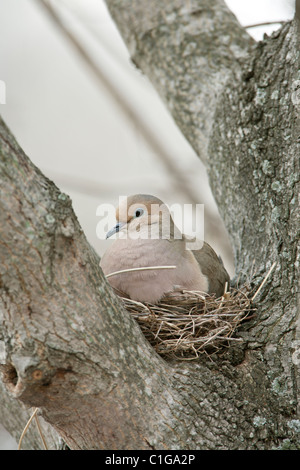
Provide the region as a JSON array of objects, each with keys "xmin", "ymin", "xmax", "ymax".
[
  {"xmin": 104, "ymin": 0, "xmax": 253, "ymax": 163},
  {"xmin": 0, "ymin": 379, "xmax": 62, "ymax": 449},
  {"xmin": 35, "ymin": 0, "xmax": 202, "ymax": 206}
]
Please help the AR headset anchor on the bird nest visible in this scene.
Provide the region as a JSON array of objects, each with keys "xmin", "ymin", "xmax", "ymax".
[
  {"xmin": 112, "ymin": 263, "xmax": 276, "ymax": 360},
  {"xmin": 121, "ymin": 284, "xmax": 255, "ymax": 360}
]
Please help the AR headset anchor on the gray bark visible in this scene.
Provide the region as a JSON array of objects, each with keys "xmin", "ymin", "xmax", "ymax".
[{"xmin": 0, "ymin": 0, "xmax": 299, "ymax": 449}]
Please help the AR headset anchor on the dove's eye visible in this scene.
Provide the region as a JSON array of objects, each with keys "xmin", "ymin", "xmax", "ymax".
[{"xmin": 134, "ymin": 208, "xmax": 144, "ymax": 218}]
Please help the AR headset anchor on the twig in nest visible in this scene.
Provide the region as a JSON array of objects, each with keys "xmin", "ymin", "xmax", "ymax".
[{"xmin": 122, "ymin": 286, "xmax": 253, "ymax": 359}]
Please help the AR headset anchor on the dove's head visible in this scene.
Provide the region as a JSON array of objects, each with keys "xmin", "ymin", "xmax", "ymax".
[{"xmin": 106, "ymin": 194, "xmax": 179, "ymax": 240}]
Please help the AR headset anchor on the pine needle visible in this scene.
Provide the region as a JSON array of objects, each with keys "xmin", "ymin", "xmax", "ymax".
[{"xmin": 18, "ymin": 408, "xmax": 48, "ymax": 450}]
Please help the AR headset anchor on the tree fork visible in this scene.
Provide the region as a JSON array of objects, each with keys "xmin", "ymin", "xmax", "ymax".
[{"xmin": 0, "ymin": 0, "xmax": 299, "ymax": 450}]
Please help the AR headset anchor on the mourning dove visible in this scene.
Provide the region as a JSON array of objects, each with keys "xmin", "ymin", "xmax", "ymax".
[{"xmin": 100, "ymin": 194, "xmax": 230, "ymax": 303}]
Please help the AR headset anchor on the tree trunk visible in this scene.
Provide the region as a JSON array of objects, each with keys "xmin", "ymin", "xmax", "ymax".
[{"xmin": 0, "ymin": 0, "xmax": 299, "ymax": 450}]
